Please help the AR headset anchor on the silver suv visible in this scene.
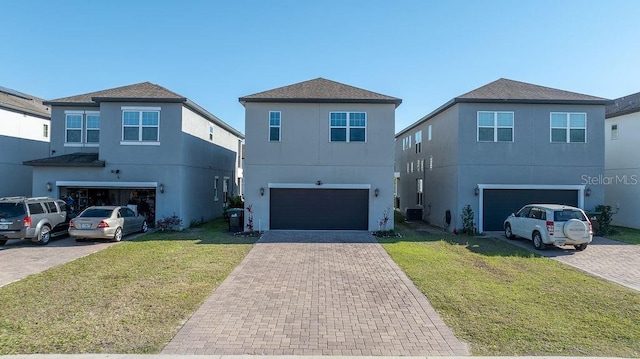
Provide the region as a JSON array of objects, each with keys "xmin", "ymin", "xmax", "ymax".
[
  {"xmin": 0, "ymin": 196, "xmax": 69, "ymax": 246},
  {"xmin": 504, "ymin": 204, "xmax": 593, "ymax": 251}
]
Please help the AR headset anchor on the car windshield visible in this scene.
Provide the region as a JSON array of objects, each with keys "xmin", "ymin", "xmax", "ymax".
[
  {"xmin": 554, "ymin": 209, "xmax": 587, "ymax": 221},
  {"xmin": 79, "ymin": 208, "xmax": 113, "ymax": 218},
  {"xmin": 0, "ymin": 203, "xmax": 26, "ymax": 218}
]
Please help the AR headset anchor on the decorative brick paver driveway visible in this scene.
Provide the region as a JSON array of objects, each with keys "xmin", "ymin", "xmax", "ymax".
[
  {"xmin": 487, "ymin": 232, "xmax": 640, "ymax": 291},
  {"xmin": 163, "ymin": 231, "xmax": 470, "ymax": 356}
]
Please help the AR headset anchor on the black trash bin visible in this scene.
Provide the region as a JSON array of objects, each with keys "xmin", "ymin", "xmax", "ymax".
[{"xmin": 226, "ymin": 208, "xmax": 244, "ymax": 233}]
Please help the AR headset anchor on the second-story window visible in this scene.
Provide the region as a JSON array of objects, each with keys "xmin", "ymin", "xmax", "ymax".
[
  {"xmin": 122, "ymin": 107, "xmax": 160, "ymax": 144},
  {"xmin": 415, "ymin": 130, "xmax": 422, "ymax": 153},
  {"xmin": 43, "ymin": 124, "xmax": 49, "ymax": 138},
  {"xmin": 551, "ymin": 112, "xmax": 586, "ymax": 143},
  {"xmin": 330, "ymin": 112, "xmax": 366, "ymax": 142},
  {"xmin": 269, "ymin": 111, "xmax": 281, "ymax": 142},
  {"xmin": 65, "ymin": 111, "xmax": 100, "ymax": 146},
  {"xmin": 477, "ymin": 111, "xmax": 514, "ymax": 142}
]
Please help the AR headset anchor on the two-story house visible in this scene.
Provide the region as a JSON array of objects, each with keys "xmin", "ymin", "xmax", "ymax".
[
  {"xmin": 395, "ymin": 78, "xmax": 609, "ymax": 233},
  {"xmin": 604, "ymin": 91, "xmax": 640, "ymax": 229},
  {"xmin": 240, "ymin": 78, "xmax": 401, "ymax": 231},
  {"xmin": 24, "ymin": 82, "xmax": 244, "ymax": 227},
  {"xmin": 0, "ymin": 86, "xmax": 51, "ymax": 197}
]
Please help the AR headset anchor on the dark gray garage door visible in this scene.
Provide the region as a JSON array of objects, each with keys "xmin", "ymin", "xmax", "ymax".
[
  {"xmin": 270, "ymin": 188, "xmax": 368, "ymax": 230},
  {"xmin": 483, "ymin": 189, "xmax": 579, "ymax": 231}
]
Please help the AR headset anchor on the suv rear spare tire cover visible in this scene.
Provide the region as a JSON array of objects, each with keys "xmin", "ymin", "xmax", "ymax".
[{"xmin": 563, "ymin": 219, "xmax": 589, "ymax": 240}]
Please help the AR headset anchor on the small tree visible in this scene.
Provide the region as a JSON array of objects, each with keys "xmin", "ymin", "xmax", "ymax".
[
  {"xmin": 594, "ymin": 204, "xmax": 613, "ymax": 236},
  {"xmin": 245, "ymin": 204, "xmax": 254, "ymax": 232},
  {"xmin": 378, "ymin": 206, "xmax": 391, "ymax": 231},
  {"xmin": 460, "ymin": 205, "xmax": 476, "ymax": 235}
]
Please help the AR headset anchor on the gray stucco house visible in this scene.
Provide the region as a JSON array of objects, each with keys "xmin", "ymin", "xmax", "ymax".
[
  {"xmin": 0, "ymin": 86, "xmax": 51, "ymax": 197},
  {"xmin": 25, "ymin": 82, "xmax": 244, "ymax": 227},
  {"xmin": 395, "ymin": 78, "xmax": 610, "ymax": 233},
  {"xmin": 240, "ymin": 78, "xmax": 401, "ymax": 231},
  {"xmin": 604, "ymin": 91, "xmax": 640, "ymax": 229}
]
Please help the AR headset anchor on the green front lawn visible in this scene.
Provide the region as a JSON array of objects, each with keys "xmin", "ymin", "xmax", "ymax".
[
  {"xmin": 608, "ymin": 225, "xmax": 640, "ymax": 245},
  {"xmin": 0, "ymin": 219, "xmax": 256, "ymax": 354},
  {"xmin": 380, "ymin": 224, "xmax": 640, "ymax": 357}
]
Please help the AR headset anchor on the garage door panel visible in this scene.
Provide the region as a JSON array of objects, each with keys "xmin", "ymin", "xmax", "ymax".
[
  {"xmin": 270, "ymin": 188, "xmax": 368, "ymax": 230},
  {"xmin": 483, "ymin": 189, "xmax": 578, "ymax": 231}
]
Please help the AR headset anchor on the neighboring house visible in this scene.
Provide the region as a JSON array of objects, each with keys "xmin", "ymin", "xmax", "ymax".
[
  {"xmin": 395, "ymin": 78, "xmax": 610, "ymax": 233},
  {"xmin": 0, "ymin": 86, "xmax": 51, "ymax": 197},
  {"xmin": 240, "ymin": 78, "xmax": 401, "ymax": 231},
  {"xmin": 604, "ymin": 91, "xmax": 640, "ymax": 229},
  {"xmin": 24, "ymin": 82, "xmax": 244, "ymax": 227}
]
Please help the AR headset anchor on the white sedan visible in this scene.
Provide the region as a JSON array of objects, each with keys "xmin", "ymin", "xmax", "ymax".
[{"xmin": 69, "ymin": 206, "xmax": 148, "ymax": 242}]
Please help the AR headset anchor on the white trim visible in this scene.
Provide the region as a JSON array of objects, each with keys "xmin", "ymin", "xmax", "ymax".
[
  {"xmin": 550, "ymin": 112, "xmax": 587, "ymax": 143},
  {"xmin": 64, "ymin": 110, "xmax": 85, "ymax": 115},
  {"xmin": 476, "ymin": 183, "xmax": 586, "ymax": 233},
  {"xmin": 121, "ymin": 106, "xmax": 161, "ymax": 111},
  {"xmin": 268, "ymin": 183, "xmax": 371, "ymax": 190},
  {"xmin": 120, "ymin": 141, "xmax": 161, "ymax": 146},
  {"xmin": 477, "ymin": 111, "xmax": 514, "ymax": 142},
  {"xmin": 56, "ymin": 181, "xmax": 159, "ymax": 188},
  {"xmin": 329, "ymin": 111, "xmax": 367, "ymax": 143},
  {"xmin": 64, "ymin": 143, "xmax": 84, "ymax": 147},
  {"xmin": 428, "ymin": 125, "xmax": 432, "ymax": 141},
  {"xmin": 268, "ymin": 111, "xmax": 281, "ymax": 142}
]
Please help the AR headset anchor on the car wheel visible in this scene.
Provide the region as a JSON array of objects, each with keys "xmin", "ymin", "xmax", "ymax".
[
  {"xmin": 38, "ymin": 225, "xmax": 51, "ymax": 245},
  {"xmin": 574, "ymin": 244, "xmax": 588, "ymax": 251},
  {"xmin": 532, "ymin": 231, "xmax": 545, "ymax": 250},
  {"xmin": 504, "ymin": 223, "xmax": 515, "ymax": 239},
  {"xmin": 0, "ymin": 239, "xmax": 7, "ymax": 246},
  {"xmin": 113, "ymin": 227, "xmax": 123, "ymax": 242},
  {"xmin": 141, "ymin": 220, "xmax": 148, "ymax": 233}
]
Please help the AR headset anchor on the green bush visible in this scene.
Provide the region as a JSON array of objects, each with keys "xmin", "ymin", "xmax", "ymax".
[
  {"xmin": 461, "ymin": 204, "xmax": 477, "ymax": 235},
  {"xmin": 594, "ymin": 204, "xmax": 613, "ymax": 236}
]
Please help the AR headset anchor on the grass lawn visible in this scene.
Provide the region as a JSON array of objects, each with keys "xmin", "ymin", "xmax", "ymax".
[
  {"xmin": 0, "ymin": 219, "xmax": 256, "ymax": 354},
  {"xmin": 380, "ymin": 223, "xmax": 640, "ymax": 357},
  {"xmin": 608, "ymin": 225, "xmax": 640, "ymax": 245}
]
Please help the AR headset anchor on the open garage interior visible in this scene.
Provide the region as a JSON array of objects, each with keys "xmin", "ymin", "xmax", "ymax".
[
  {"xmin": 270, "ymin": 188, "xmax": 369, "ymax": 230},
  {"xmin": 59, "ymin": 187, "xmax": 157, "ymax": 225},
  {"xmin": 482, "ymin": 188, "xmax": 579, "ymax": 231}
]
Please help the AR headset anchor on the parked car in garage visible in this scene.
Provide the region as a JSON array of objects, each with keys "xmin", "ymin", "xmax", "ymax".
[
  {"xmin": 504, "ymin": 204, "xmax": 593, "ymax": 251},
  {"xmin": 0, "ymin": 196, "xmax": 70, "ymax": 246},
  {"xmin": 69, "ymin": 206, "xmax": 148, "ymax": 242}
]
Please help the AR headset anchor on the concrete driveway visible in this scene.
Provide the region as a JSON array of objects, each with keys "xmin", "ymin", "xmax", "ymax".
[
  {"xmin": 0, "ymin": 235, "xmax": 134, "ymax": 288},
  {"xmin": 486, "ymin": 231, "xmax": 640, "ymax": 291},
  {"xmin": 163, "ymin": 231, "xmax": 470, "ymax": 356}
]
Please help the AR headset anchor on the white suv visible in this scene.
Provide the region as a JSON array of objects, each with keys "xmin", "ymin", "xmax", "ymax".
[{"xmin": 504, "ymin": 204, "xmax": 592, "ymax": 251}]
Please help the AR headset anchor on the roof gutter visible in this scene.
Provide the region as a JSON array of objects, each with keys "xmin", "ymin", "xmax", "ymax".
[{"xmin": 239, "ymin": 97, "xmax": 402, "ymax": 108}]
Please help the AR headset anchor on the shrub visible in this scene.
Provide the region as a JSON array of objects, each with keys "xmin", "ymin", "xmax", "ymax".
[
  {"xmin": 156, "ymin": 214, "xmax": 183, "ymax": 231},
  {"xmin": 461, "ymin": 204, "xmax": 477, "ymax": 235},
  {"xmin": 594, "ymin": 204, "xmax": 613, "ymax": 236}
]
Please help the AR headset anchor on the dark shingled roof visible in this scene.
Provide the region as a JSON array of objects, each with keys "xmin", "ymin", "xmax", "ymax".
[
  {"xmin": 396, "ymin": 78, "xmax": 611, "ymax": 137},
  {"xmin": 0, "ymin": 86, "xmax": 50, "ymax": 118},
  {"xmin": 44, "ymin": 82, "xmax": 186, "ymax": 105},
  {"xmin": 457, "ymin": 78, "xmax": 610, "ymax": 103},
  {"xmin": 23, "ymin": 153, "xmax": 105, "ymax": 167},
  {"xmin": 239, "ymin": 78, "xmax": 402, "ymax": 107},
  {"xmin": 606, "ymin": 91, "xmax": 640, "ymax": 118},
  {"xmin": 43, "ymin": 82, "xmax": 244, "ymax": 138}
]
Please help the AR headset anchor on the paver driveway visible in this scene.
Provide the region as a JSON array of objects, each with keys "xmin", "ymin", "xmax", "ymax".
[
  {"xmin": 163, "ymin": 231, "xmax": 470, "ymax": 356},
  {"xmin": 487, "ymin": 232, "xmax": 640, "ymax": 291}
]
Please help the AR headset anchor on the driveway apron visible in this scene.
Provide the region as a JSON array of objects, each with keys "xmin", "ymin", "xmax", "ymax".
[{"xmin": 162, "ymin": 231, "xmax": 470, "ymax": 356}]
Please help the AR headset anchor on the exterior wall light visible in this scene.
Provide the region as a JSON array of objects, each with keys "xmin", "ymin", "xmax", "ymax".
[
  {"xmin": 316, "ymin": 180, "xmax": 323, "ymax": 186},
  {"xmin": 46, "ymin": 182, "xmax": 52, "ymax": 192},
  {"xmin": 159, "ymin": 183, "xmax": 165, "ymax": 194},
  {"xmin": 374, "ymin": 188, "xmax": 380, "ymax": 197},
  {"xmin": 260, "ymin": 187, "xmax": 265, "ymax": 196},
  {"xmin": 585, "ymin": 187, "xmax": 591, "ymax": 197},
  {"xmin": 474, "ymin": 186, "xmax": 479, "ymax": 196}
]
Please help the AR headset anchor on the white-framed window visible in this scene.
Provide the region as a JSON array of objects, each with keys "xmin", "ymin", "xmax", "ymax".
[
  {"xmin": 43, "ymin": 124, "xmax": 49, "ymax": 138},
  {"xmin": 121, "ymin": 106, "xmax": 160, "ymax": 144},
  {"xmin": 209, "ymin": 126, "xmax": 214, "ymax": 141},
  {"xmin": 550, "ymin": 112, "xmax": 586, "ymax": 143},
  {"xmin": 65, "ymin": 110, "xmax": 100, "ymax": 146},
  {"xmin": 416, "ymin": 178, "xmax": 423, "ymax": 206},
  {"xmin": 477, "ymin": 111, "xmax": 514, "ymax": 142},
  {"xmin": 428, "ymin": 125, "xmax": 432, "ymax": 141},
  {"xmin": 611, "ymin": 124, "xmax": 618, "ymax": 140},
  {"xmin": 410, "ymin": 162, "xmax": 414, "ymax": 173},
  {"xmin": 214, "ymin": 176, "xmax": 219, "ymax": 201},
  {"xmin": 269, "ymin": 111, "xmax": 281, "ymax": 142},
  {"xmin": 429, "ymin": 155, "xmax": 433, "ymax": 171},
  {"xmin": 415, "ymin": 130, "xmax": 422, "ymax": 153},
  {"xmin": 406, "ymin": 163, "xmax": 410, "ymax": 174},
  {"xmin": 329, "ymin": 112, "xmax": 366, "ymax": 142}
]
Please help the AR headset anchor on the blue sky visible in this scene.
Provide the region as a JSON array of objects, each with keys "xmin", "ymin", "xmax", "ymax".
[{"xmin": 2, "ymin": 0, "xmax": 639, "ymax": 133}]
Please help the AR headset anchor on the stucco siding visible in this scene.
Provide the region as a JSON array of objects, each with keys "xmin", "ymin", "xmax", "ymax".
[
  {"xmin": 0, "ymin": 108, "xmax": 50, "ymax": 143},
  {"xmin": 605, "ymin": 112, "xmax": 640, "ymax": 229}
]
